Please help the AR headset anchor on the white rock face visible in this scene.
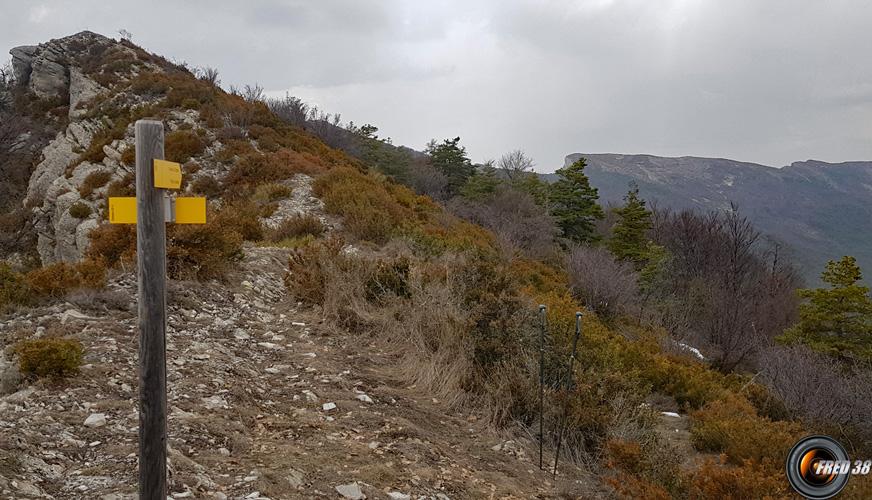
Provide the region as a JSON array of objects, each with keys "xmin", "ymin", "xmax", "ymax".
[{"xmin": 69, "ymin": 67, "xmax": 104, "ymax": 119}]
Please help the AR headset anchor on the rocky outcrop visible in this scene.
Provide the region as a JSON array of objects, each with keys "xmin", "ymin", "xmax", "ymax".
[
  {"xmin": 10, "ymin": 32, "xmax": 121, "ymax": 264},
  {"xmin": 10, "ymin": 31, "xmax": 110, "ymax": 99}
]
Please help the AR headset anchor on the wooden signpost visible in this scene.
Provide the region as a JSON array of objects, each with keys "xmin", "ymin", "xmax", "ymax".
[{"xmin": 109, "ymin": 119, "xmax": 206, "ymax": 499}]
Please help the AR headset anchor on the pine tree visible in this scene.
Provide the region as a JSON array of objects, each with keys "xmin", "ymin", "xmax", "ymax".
[
  {"xmin": 425, "ymin": 137, "xmax": 474, "ymax": 196},
  {"xmin": 779, "ymin": 256, "xmax": 872, "ymax": 360},
  {"xmin": 548, "ymin": 158, "xmax": 604, "ymax": 243},
  {"xmin": 460, "ymin": 164, "xmax": 500, "ymax": 200},
  {"xmin": 607, "ymin": 185, "xmax": 653, "ymax": 266}
]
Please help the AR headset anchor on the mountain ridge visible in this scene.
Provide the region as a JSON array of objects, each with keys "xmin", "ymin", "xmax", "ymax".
[{"xmin": 556, "ymin": 153, "xmax": 872, "ymax": 281}]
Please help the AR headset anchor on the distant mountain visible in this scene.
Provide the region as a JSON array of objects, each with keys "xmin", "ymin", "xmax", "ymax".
[{"xmin": 555, "ymin": 153, "xmax": 872, "ymax": 282}]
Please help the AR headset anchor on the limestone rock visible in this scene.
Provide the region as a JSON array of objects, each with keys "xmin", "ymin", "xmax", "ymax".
[
  {"xmin": 83, "ymin": 413, "xmax": 107, "ymax": 427},
  {"xmin": 335, "ymin": 482, "xmax": 365, "ymax": 500},
  {"xmin": 69, "ymin": 67, "xmax": 103, "ymax": 119}
]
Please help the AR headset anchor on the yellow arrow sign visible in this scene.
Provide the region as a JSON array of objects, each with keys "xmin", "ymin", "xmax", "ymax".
[
  {"xmin": 154, "ymin": 159, "xmax": 182, "ymax": 189},
  {"xmin": 175, "ymin": 197, "xmax": 206, "ymax": 224},
  {"xmin": 108, "ymin": 197, "xmax": 137, "ymax": 224}
]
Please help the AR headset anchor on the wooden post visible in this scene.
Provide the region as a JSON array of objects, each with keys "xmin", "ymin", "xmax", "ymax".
[{"xmin": 135, "ymin": 119, "xmax": 167, "ymax": 499}]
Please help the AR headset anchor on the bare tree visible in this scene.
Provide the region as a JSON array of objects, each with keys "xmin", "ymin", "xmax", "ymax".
[
  {"xmin": 406, "ymin": 157, "xmax": 449, "ymax": 201},
  {"xmin": 450, "ymin": 187, "xmax": 560, "ymax": 258},
  {"xmin": 497, "ymin": 150, "xmax": 535, "ymax": 181},
  {"xmin": 196, "ymin": 66, "xmax": 221, "ymax": 87},
  {"xmin": 649, "ymin": 206, "xmax": 801, "ymax": 371},
  {"xmin": 267, "ymin": 93, "xmax": 311, "ymax": 129},
  {"xmin": 760, "ymin": 345, "xmax": 872, "ymax": 442},
  {"xmin": 567, "ymin": 245, "xmax": 639, "ymax": 319},
  {"xmin": 242, "ymin": 83, "xmax": 265, "ymax": 102}
]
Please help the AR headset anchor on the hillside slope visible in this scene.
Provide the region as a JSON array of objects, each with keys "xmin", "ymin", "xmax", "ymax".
[
  {"xmin": 1, "ymin": 242, "xmax": 602, "ymax": 499},
  {"xmin": 5, "ymin": 31, "xmax": 872, "ymax": 500},
  {"xmin": 560, "ymin": 153, "xmax": 872, "ymax": 281}
]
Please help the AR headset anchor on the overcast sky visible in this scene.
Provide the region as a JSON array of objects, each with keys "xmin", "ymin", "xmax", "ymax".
[{"xmin": 3, "ymin": 0, "xmax": 872, "ymax": 171}]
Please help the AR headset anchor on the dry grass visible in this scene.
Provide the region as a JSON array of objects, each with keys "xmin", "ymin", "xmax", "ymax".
[{"xmin": 267, "ymin": 214, "xmax": 325, "ymax": 242}]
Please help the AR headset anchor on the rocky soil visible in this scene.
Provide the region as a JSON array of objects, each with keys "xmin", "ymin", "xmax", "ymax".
[{"xmin": 0, "ymin": 242, "xmax": 604, "ymax": 499}]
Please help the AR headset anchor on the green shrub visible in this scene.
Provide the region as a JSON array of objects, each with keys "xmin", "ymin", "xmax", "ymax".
[
  {"xmin": 164, "ymin": 129, "xmax": 205, "ymax": 163},
  {"xmin": 14, "ymin": 338, "xmax": 84, "ymax": 379},
  {"xmin": 0, "ymin": 264, "xmax": 31, "ymax": 308},
  {"xmin": 79, "ymin": 171, "xmax": 112, "ymax": 198},
  {"xmin": 68, "ymin": 202, "xmax": 92, "ymax": 219}
]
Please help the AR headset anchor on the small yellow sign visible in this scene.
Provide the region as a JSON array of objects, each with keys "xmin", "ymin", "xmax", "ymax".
[
  {"xmin": 153, "ymin": 159, "xmax": 182, "ymax": 189},
  {"xmin": 108, "ymin": 197, "xmax": 137, "ymax": 224},
  {"xmin": 175, "ymin": 197, "xmax": 206, "ymax": 224}
]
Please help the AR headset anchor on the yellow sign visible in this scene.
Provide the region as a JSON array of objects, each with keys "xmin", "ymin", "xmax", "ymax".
[
  {"xmin": 175, "ymin": 197, "xmax": 206, "ymax": 224},
  {"xmin": 108, "ymin": 197, "xmax": 137, "ymax": 224},
  {"xmin": 153, "ymin": 159, "xmax": 182, "ymax": 189}
]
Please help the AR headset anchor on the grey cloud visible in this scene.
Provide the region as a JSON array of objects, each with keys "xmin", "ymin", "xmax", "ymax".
[{"xmin": 3, "ymin": 0, "xmax": 872, "ymax": 170}]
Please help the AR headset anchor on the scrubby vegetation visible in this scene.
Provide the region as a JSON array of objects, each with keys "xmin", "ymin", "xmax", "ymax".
[
  {"xmin": 14, "ymin": 337, "xmax": 84, "ymax": 379},
  {"xmin": 5, "ymin": 36, "xmax": 872, "ymax": 496}
]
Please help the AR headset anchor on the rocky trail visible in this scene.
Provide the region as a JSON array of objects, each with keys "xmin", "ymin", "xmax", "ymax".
[{"xmin": 0, "ymin": 245, "xmax": 600, "ymax": 499}]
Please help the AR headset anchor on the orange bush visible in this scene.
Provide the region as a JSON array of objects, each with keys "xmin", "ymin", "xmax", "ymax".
[
  {"xmin": 24, "ymin": 260, "xmax": 107, "ymax": 298},
  {"xmin": 690, "ymin": 395, "xmax": 803, "ymax": 464},
  {"xmin": 688, "ymin": 457, "xmax": 789, "ymax": 500},
  {"xmin": 606, "ymin": 472, "xmax": 671, "ymax": 500}
]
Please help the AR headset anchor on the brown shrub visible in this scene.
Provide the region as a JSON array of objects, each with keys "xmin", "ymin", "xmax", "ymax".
[
  {"xmin": 164, "ymin": 129, "xmax": 205, "ymax": 163},
  {"xmin": 566, "ymin": 245, "xmax": 639, "ymax": 319},
  {"xmin": 213, "ymin": 201, "xmax": 266, "ymax": 241},
  {"xmin": 120, "ymin": 146, "xmax": 135, "ymax": 167},
  {"xmin": 268, "ymin": 215, "xmax": 325, "ymax": 242},
  {"xmin": 213, "ymin": 139, "xmax": 256, "ymax": 163},
  {"xmin": 14, "ymin": 337, "xmax": 84, "ymax": 379},
  {"xmin": 223, "ymin": 152, "xmax": 291, "ymax": 190},
  {"xmin": 284, "ymin": 238, "xmax": 345, "ymax": 305},
  {"xmin": 87, "ymin": 224, "xmax": 136, "ymax": 268},
  {"xmin": 606, "ymin": 472, "xmax": 671, "ymax": 500},
  {"xmin": 24, "ymin": 260, "xmax": 106, "ymax": 298},
  {"xmin": 79, "ymin": 171, "xmax": 112, "ymax": 198},
  {"xmin": 167, "ymin": 214, "xmax": 243, "ymax": 280},
  {"xmin": 252, "ymin": 183, "xmax": 292, "ymax": 203},
  {"xmin": 190, "ymin": 176, "xmax": 223, "ymax": 197},
  {"xmin": 268, "ymin": 149, "xmax": 330, "ymax": 176},
  {"xmin": 105, "ymin": 174, "xmax": 135, "ymax": 198},
  {"xmin": 688, "ymin": 457, "xmax": 789, "ymax": 500},
  {"xmin": 88, "ymin": 212, "xmax": 243, "ymax": 281}
]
